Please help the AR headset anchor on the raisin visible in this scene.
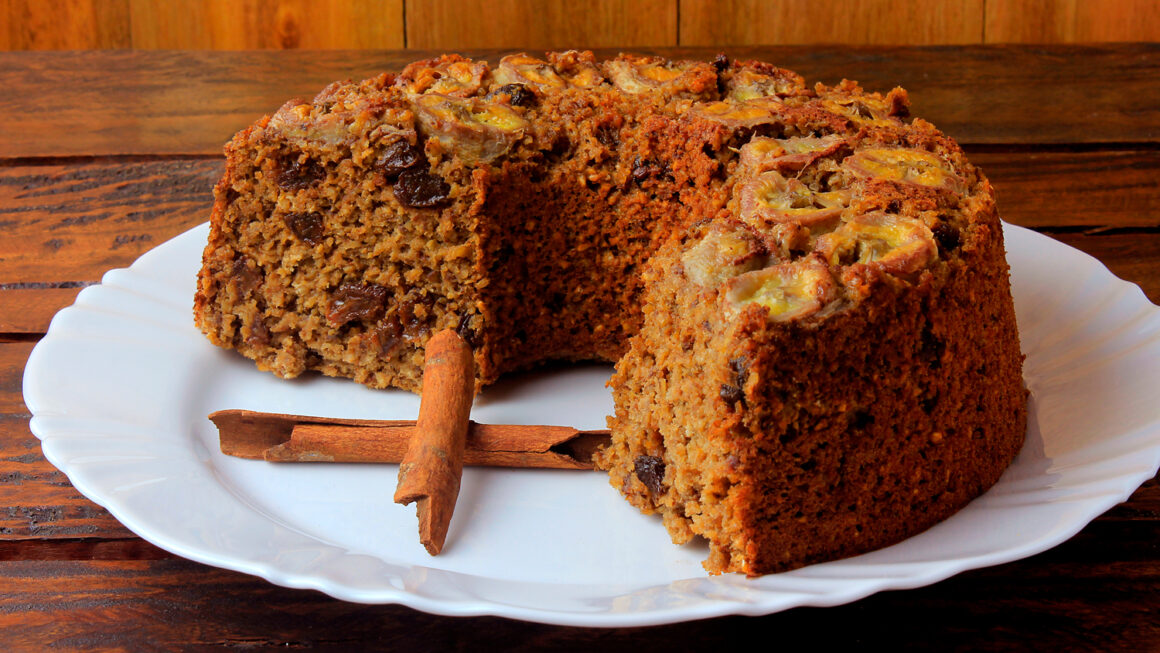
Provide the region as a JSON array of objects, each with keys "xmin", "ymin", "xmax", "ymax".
[
  {"xmin": 932, "ymin": 222, "xmax": 961, "ymax": 254},
  {"xmin": 633, "ymin": 455, "xmax": 665, "ymax": 495},
  {"xmin": 920, "ymin": 327, "xmax": 945, "ymax": 370},
  {"xmin": 231, "ymin": 256, "xmax": 261, "ymax": 295},
  {"xmin": 728, "ymin": 356, "xmax": 750, "ymax": 387},
  {"xmin": 456, "ymin": 311, "xmax": 481, "ymax": 349},
  {"xmin": 377, "ymin": 139, "xmax": 424, "ymax": 179},
  {"xmin": 596, "ymin": 124, "xmax": 620, "ymax": 149},
  {"xmin": 277, "ymin": 157, "xmax": 323, "ymax": 190},
  {"xmin": 393, "ymin": 167, "xmax": 451, "ymax": 208},
  {"xmin": 921, "ymin": 396, "xmax": 938, "ymax": 414},
  {"xmin": 371, "ymin": 315, "xmax": 403, "ymax": 354},
  {"xmin": 245, "ymin": 319, "xmax": 270, "ymax": 347},
  {"xmin": 720, "ymin": 383, "xmax": 743, "ymax": 404},
  {"xmin": 632, "ymin": 157, "xmax": 669, "ymax": 184},
  {"xmin": 327, "ymin": 283, "xmax": 389, "ymax": 326},
  {"xmin": 712, "ymin": 53, "xmax": 730, "ymax": 95},
  {"xmin": 398, "ymin": 297, "xmax": 435, "ymax": 339},
  {"xmin": 487, "ymin": 83, "xmax": 534, "ymax": 107},
  {"xmin": 283, "ymin": 212, "xmax": 324, "ymax": 245},
  {"xmin": 850, "ymin": 410, "xmax": 874, "ymax": 430}
]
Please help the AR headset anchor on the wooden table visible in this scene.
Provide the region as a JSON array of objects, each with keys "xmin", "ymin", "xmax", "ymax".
[{"xmin": 2, "ymin": 45, "xmax": 1158, "ymax": 650}]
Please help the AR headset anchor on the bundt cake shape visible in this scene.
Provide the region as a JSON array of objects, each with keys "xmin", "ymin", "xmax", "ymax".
[{"xmin": 194, "ymin": 51, "xmax": 1027, "ymax": 575}]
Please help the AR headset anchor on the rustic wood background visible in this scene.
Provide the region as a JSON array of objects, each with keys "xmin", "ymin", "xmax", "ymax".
[
  {"xmin": 2, "ymin": 0, "xmax": 1160, "ymax": 51},
  {"xmin": 0, "ymin": 39, "xmax": 1157, "ymax": 650}
]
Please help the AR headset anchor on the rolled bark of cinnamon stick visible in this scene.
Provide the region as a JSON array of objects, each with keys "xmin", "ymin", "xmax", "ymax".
[
  {"xmin": 393, "ymin": 330, "xmax": 475, "ymax": 555},
  {"xmin": 209, "ymin": 410, "xmax": 607, "ymax": 469}
]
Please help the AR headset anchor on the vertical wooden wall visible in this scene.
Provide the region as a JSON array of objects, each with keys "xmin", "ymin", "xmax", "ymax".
[{"xmin": 2, "ymin": 0, "xmax": 1158, "ymax": 50}]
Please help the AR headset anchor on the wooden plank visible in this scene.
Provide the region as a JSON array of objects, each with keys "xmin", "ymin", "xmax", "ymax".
[
  {"xmin": 986, "ymin": 0, "xmax": 1160, "ymax": 44},
  {"xmin": 972, "ymin": 150, "xmax": 1160, "ymax": 231},
  {"xmin": 0, "ymin": 341, "xmax": 31, "ymax": 414},
  {"xmin": 1, "ymin": 0, "xmax": 130, "ymax": 51},
  {"xmin": 0, "ymin": 414, "xmax": 137, "ymax": 541},
  {"xmin": 0, "ymin": 288, "xmax": 83, "ymax": 333},
  {"xmin": 127, "ymin": 0, "xmax": 404, "ymax": 50},
  {"xmin": 0, "ymin": 518, "xmax": 1157, "ymax": 649},
  {"xmin": 1, "ymin": 46, "xmax": 1156, "ymax": 158},
  {"xmin": 406, "ymin": 0, "xmax": 677, "ymax": 50},
  {"xmin": 0, "ymin": 159, "xmax": 220, "ymax": 284},
  {"xmin": 679, "ymin": 0, "xmax": 983, "ymax": 46}
]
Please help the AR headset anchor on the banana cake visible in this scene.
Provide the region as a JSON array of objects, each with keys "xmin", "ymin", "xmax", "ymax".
[{"xmin": 194, "ymin": 51, "xmax": 1027, "ymax": 575}]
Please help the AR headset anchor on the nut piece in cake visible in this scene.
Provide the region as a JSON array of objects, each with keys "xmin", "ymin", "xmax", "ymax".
[
  {"xmin": 843, "ymin": 147, "xmax": 964, "ymax": 192},
  {"xmin": 724, "ymin": 256, "xmax": 836, "ymax": 321},
  {"xmin": 815, "ymin": 212, "xmax": 938, "ymax": 276},
  {"xmin": 412, "ymin": 94, "xmax": 529, "ymax": 164},
  {"xmin": 681, "ymin": 223, "xmax": 767, "ymax": 289}
]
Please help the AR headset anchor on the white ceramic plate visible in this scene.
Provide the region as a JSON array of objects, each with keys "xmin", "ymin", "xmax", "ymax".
[{"xmin": 23, "ymin": 222, "xmax": 1160, "ymax": 627}]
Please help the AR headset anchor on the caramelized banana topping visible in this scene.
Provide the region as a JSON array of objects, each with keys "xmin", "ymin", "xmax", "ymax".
[
  {"xmin": 682, "ymin": 225, "xmax": 767, "ymax": 289},
  {"xmin": 843, "ymin": 148, "xmax": 963, "ymax": 192},
  {"xmin": 814, "ymin": 213, "xmax": 937, "ymax": 275},
  {"xmin": 494, "ymin": 53, "xmax": 568, "ymax": 89},
  {"xmin": 725, "ymin": 256, "xmax": 835, "ymax": 321},
  {"xmin": 739, "ymin": 171, "xmax": 850, "ymax": 228},
  {"xmin": 413, "ymin": 94, "xmax": 528, "ymax": 163}
]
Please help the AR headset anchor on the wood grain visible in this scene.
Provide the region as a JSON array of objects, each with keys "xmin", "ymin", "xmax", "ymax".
[
  {"xmin": 0, "ymin": 511, "xmax": 1157, "ymax": 650},
  {"xmin": 0, "ymin": 159, "xmax": 219, "ymax": 285},
  {"xmin": 405, "ymin": 0, "xmax": 678, "ymax": 50},
  {"xmin": 986, "ymin": 0, "xmax": 1160, "ymax": 43},
  {"xmin": 971, "ymin": 150, "xmax": 1160, "ymax": 231},
  {"xmin": 0, "ymin": 341, "xmax": 32, "ymax": 414},
  {"xmin": 0, "ymin": 414, "xmax": 137, "ymax": 541},
  {"xmin": 127, "ymin": 0, "xmax": 404, "ymax": 50},
  {"xmin": 1, "ymin": 0, "xmax": 130, "ymax": 51},
  {"xmin": 679, "ymin": 0, "xmax": 984, "ymax": 46},
  {"xmin": 2, "ymin": 45, "xmax": 1157, "ymax": 158},
  {"xmin": 0, "ymin": 289, "xmax": 83, "ymax": 333}
]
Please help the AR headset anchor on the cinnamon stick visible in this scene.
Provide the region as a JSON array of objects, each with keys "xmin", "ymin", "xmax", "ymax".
[
  {"xmin": 209, "ymin": 410, "xmax": 607, "ymax": 469},
  {"xmin": 393, "ymin": 330, "xmax": 475, "ymax": 555}
]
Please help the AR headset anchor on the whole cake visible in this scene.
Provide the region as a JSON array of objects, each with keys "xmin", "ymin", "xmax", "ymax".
[{"xmin": 194, "ymin": 51, "xmax": 1027, "ymax": 575}]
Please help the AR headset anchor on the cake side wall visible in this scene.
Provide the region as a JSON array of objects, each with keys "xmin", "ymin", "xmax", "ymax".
[{"xmin": 193, "ymin": 79, "xmax": 490, "ymax": 393}]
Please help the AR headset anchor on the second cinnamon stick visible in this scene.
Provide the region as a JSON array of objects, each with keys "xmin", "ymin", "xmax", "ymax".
[{"xmin": 393, "ymin": 330, "xmax": 475, "ymax": 555}]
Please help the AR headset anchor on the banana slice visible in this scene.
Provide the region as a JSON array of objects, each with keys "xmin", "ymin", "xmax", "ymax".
[
  {"xmin": 739, "ymin": 170, "xmax": 850, "ymax": 228},
  {"xmin": 843, "ymin": 148, "xmax": 963, "ymax": 192},
  {"xmin": 397, "ymin": 55, "xmax": 489, "ymax": 97},
  {"xmin": 681, "ymin": 224, "xmax": 766, "ymax": 289},
  {"xmin": 815, "ymin": 213, "xmax": 937, "ymax": 275},
  {"xmin": 738, "ymin": 135, "xmax": 847, "ymax": 174},
  {"xmin": 724, "ymin": 256, "xmax": 836, "ymax": 321},
  {"xmin": 494, "ymin": 53, "xmax": 568, "ymax": 90},
  {"xmin": 605, "ymin": 55, "xmax": 706, "ymax": 94},
  {"xmin": 726, "ymin": 66, "xmax": 805, "ymax": 101},
  {"xmin": 413, "ymin": 94, "xmax": 528, "ymax": 163},
  {"xmin": 690, "ymin": 97, "xmax": 786, "ymax": 130}
]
